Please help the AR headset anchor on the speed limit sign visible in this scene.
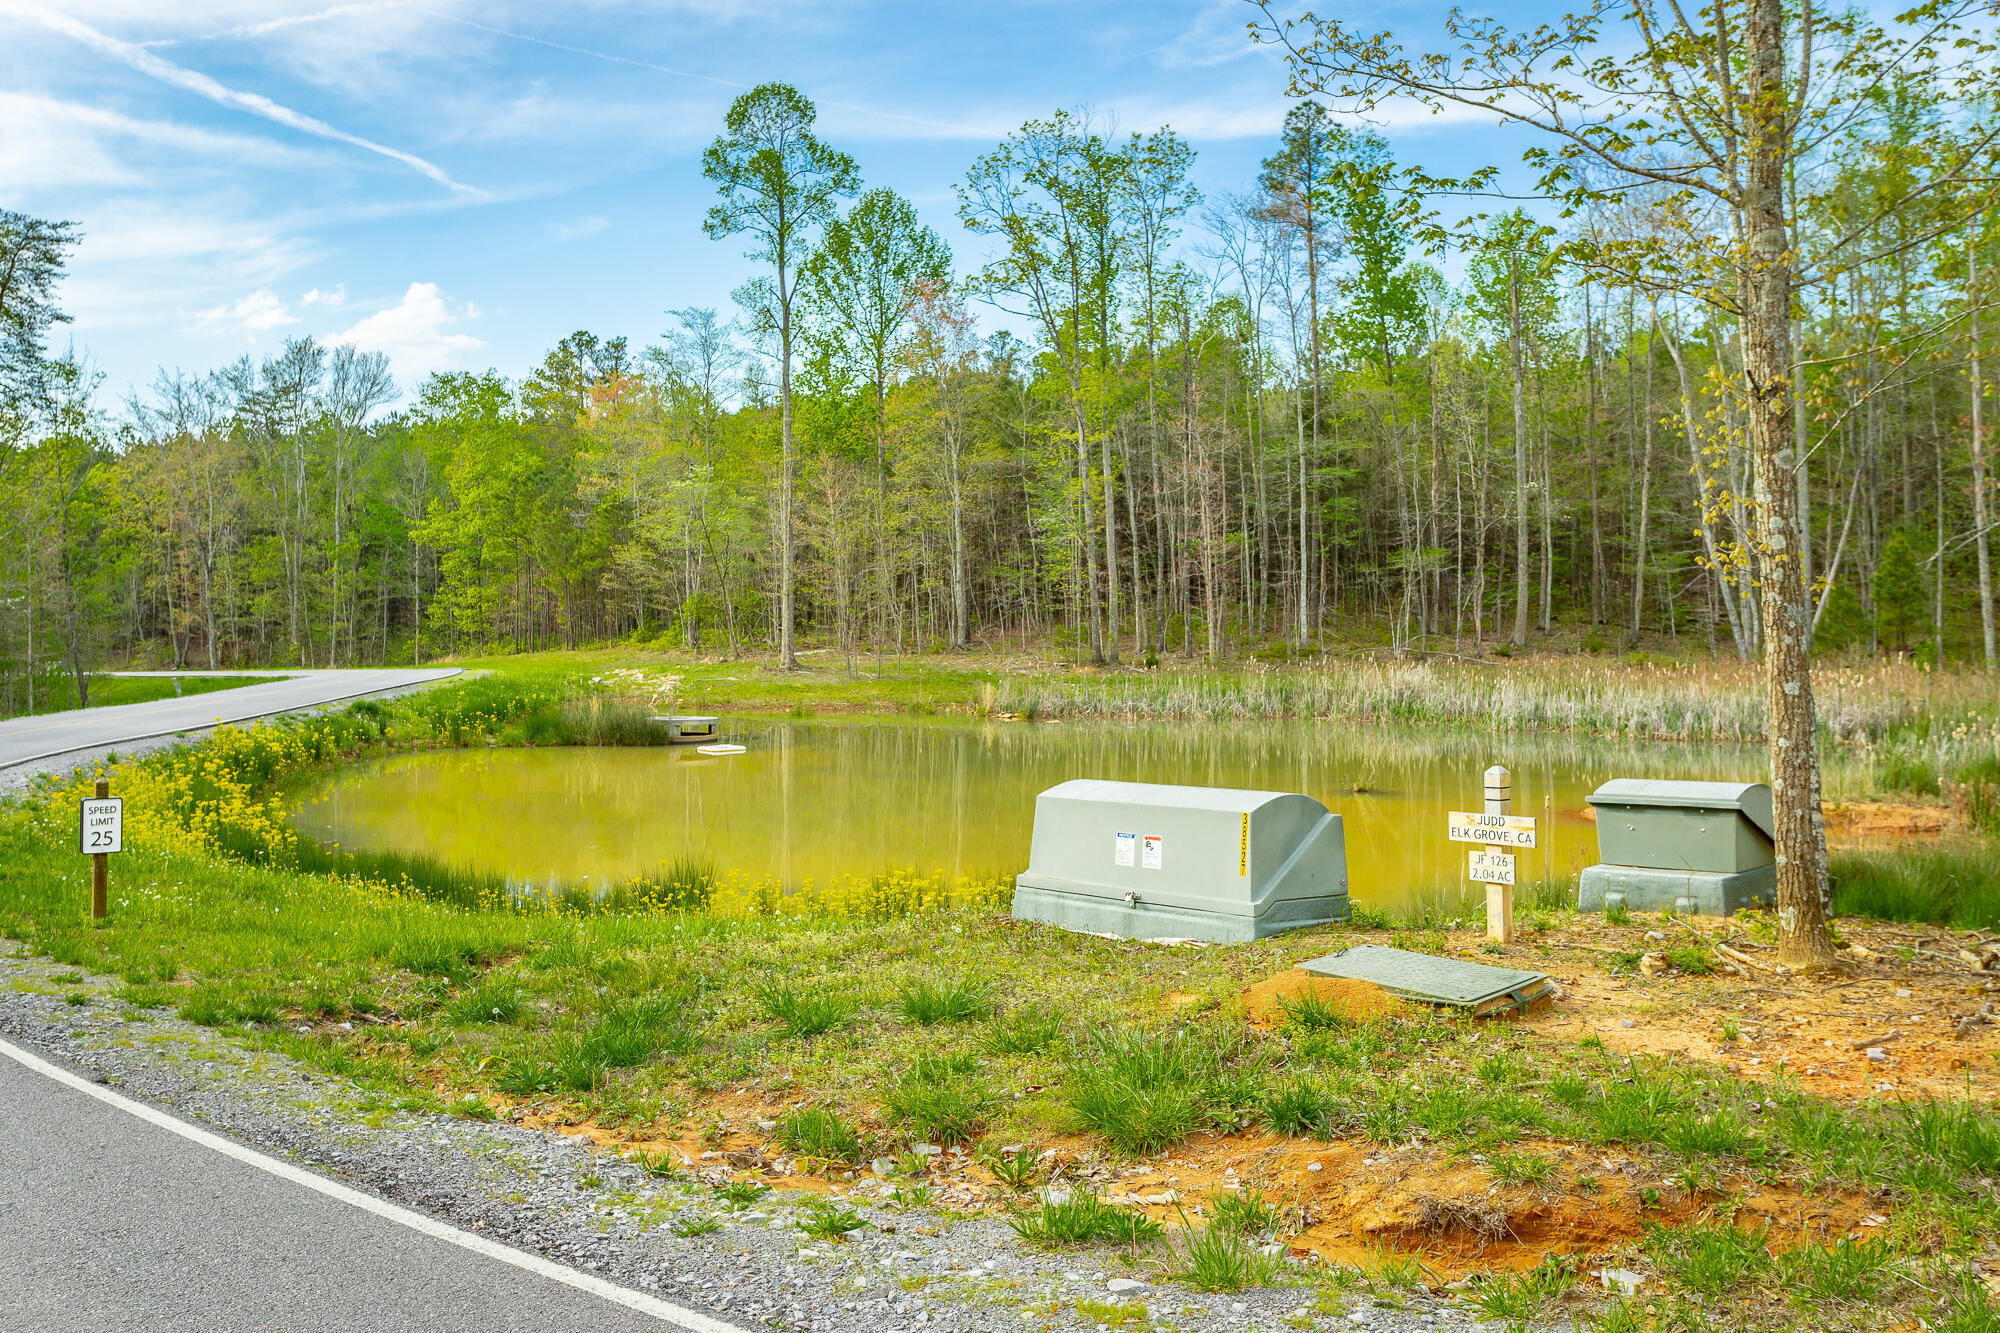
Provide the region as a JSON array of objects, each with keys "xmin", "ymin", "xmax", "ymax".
[{"xmin": 79, "ymin": 797, "xmax": 123, "ymax": 855}]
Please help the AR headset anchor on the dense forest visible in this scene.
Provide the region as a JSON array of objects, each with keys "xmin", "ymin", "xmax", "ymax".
[{"xmin": 2, "ymin": 6, "xmax": 1996, "ymax": 707}]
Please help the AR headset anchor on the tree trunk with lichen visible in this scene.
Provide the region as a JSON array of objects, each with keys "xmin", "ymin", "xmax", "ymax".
[{"xmin": 1741, "ymin": 0, "xmax": 1837, "ymax": 970}]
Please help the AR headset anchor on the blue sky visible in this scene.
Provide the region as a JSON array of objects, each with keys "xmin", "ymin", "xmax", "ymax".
[{"xmin": 0, "ymin": 1, "xmax": 1515, "ymax": 405}]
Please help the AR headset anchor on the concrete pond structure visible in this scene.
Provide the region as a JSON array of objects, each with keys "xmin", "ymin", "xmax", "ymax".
[
  {"xmin": 1011, "ymin": 779, "xmax": 1349, "ymax": 943},
  {"xmin": 1578, "ymin": 778, "xmax": 1776, "ymax": 916},
  {"xmin": 652, "ymin": 715, "xmax": 720, "ymax": 745}
]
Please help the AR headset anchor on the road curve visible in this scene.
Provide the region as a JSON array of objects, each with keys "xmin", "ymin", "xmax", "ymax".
[
  {"xmin": 0, "ymin": 1037, "xmax": 731, "ymax": 1333},
  {"xmin": 0, "ymin": 669, "xmax": 462, "ymax": 771}
]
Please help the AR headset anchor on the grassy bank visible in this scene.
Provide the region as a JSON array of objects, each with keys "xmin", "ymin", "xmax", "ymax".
[
  {"xmin": 7, "ymin": 662, "xmax": 2000, "ymax": 1326},
  {"xmin": 5, "ymin": 816, "xmax": 2000, "ymax": 1328}
]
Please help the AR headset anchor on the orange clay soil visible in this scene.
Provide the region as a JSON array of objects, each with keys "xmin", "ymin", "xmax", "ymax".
[
  {"xmin": 514, "ymin": 1112, "xmax": 1882, "ymax": 1282},
  {"xmin": 1510, "ymin": 913, "xmax": 2000, "ymax": 1103},
  {"xmin": 480, "ymin": 912, "xmax": 2000, "ymax": 1284},
  {"xmin": 1578, "ymin": 799, "xmax": 1961, "ymax": 843},
  {"xmin": 1824, "ymin": 801, "xmax": 1962, "ymax": 842},
  {"xmin": 1240, "ymin": 972, "xmax": 1406, "ymax": 1030}
]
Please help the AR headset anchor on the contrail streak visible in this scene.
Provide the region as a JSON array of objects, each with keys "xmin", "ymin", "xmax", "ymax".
[{"xmin": 1, "ymin": 2, "xmax": 483, "ymax": 198}]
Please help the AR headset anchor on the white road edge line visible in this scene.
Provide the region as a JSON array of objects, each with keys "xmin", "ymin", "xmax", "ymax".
[{"xmin": 0, "ymin": 1034, "xmax": 747, "ymax": 1333}]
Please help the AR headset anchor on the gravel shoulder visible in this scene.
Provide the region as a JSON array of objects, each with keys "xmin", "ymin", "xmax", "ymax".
[{"xmin": 0, "ymin": 947, "xmax": 1507, "ymax": 1333}]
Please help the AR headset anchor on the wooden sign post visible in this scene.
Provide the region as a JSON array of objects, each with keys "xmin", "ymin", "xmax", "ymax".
[
  {"xmin": 1447, "ymin": 766, "xmax": 1535, "ymax": 944},
  {"xmin": 79, "ymin": 779, "xmax": 123, "ymax": 920}
]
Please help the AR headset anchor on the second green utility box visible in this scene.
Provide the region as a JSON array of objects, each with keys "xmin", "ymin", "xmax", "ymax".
[
  {"xmin": 1011, "ymin": 780, "xmax": 1349, "ymax": 943},
  {"xmin": 1579, "ymin": 779, "xmax": 1775, "ymax": 916}
]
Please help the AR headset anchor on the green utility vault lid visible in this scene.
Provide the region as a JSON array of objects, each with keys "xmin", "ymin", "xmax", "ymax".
[
  {"xmin": 1586, "ymin": 779, "xmax": 1774, "ymax": 841},
  {"xmin": 1299, "ymin": 945, "xmax": 1554, "ymax": 1016}
]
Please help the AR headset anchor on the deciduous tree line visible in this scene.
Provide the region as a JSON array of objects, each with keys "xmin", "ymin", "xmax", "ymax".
[
  {"xmin": 1, "ymin": 7, "xmax": 1993, "ymax": 706},
  {"xmin": 2, "ymin": 1, "xmax": 1995, "ymax": 965}
]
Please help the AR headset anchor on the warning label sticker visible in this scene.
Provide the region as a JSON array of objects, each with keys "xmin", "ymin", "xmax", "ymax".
[
  {"xmin": 1114, "ymin": 831, "xmax": 1136, "ymax": 867},
  {"xmin": 1142, "ymin": 834, "xmax": 1163, "ymax": 870}
]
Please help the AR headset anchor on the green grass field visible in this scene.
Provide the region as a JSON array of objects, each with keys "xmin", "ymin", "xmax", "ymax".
[{"xmin": 5, "ymin": 657, "xmax": 1999, "ymax": 1328}]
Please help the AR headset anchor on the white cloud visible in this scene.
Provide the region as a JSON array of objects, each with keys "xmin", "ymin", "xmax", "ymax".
[
  {"xmin": 196, "ymin": 287, "xmax": 298, "ymax": 332},
  {"xmin": 8, "ymin": 4, "xmax": 482, "ymax": 196},
  {"xmin": 332, "ymin": 282, "xmax": 484, "ymax": 383},
  {"xmin": 52, "ymin": 199, "xmax": 322, "ymax": 337},
  {"xmin": 1150, "ymin": 0, "xmax": 1274, "ymax": 70},
  {"xmin": 549, "ymin": 214, "xmax": 610, "ymax": 243},
  {"xmin": 0, "ymin": 91, "xmax": 323, "ymax": 194},
  {"xmin": 301, "ymin": 284, "xmax": 346, "ymax": 307}
]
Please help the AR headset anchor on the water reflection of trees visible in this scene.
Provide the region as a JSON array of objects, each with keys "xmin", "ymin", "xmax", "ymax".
[{"xmin": 301, "ymin": 717, "xmax": 1854, "ymax": 923}]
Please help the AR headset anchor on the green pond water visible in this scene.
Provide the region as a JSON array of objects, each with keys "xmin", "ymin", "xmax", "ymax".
[{"xmin": 293, "ymin": 718, "xmax": 1789, "ymax": 919}]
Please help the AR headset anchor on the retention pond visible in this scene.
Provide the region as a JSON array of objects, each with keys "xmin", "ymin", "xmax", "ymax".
[{"xmin": 294, "ymin": 718, "xmax": 1781, "ymax": 920}]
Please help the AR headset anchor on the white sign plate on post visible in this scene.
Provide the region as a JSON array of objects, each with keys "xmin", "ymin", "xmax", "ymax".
[
  {"xmin": 1468, "ymin": 848, "xmax": 1516, "ymax": 885},
  {"xmin": 80, "ymin": 797, "xmax": 123, "ymax": 855},
  {"xmin": 1447, "ymin": 811, "xmax": 1537, "ymax": 848}
]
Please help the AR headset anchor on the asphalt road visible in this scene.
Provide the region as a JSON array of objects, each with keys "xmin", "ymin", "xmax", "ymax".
[
  {"xmin": 0, "ymin": 1038, "xmax": 732, "ymax": 1333},
  {"xmin": 0, "ymin": 669, "xmax": 462, "ymax": 771}
]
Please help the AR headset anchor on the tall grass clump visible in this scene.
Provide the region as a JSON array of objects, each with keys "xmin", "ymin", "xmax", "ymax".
[
  {"xmin": 1643, "ymin": 1220, "xmax": 1773, "ymax": 1299},
  {"xmin": 1008, "ymin": 1191, "xmax": 1162, "ymax": 1248},
  {"xmin": 772, "ymin": 1106, "xmax": 865, "ymax": 1161},
  {"xmin": 881, "ymin": 1060, "xmax": 994, "ymax": 1145},
  {"xmin": 897, "ymin": 975, "xmax": 991, "ymax": 1025},
  {"xmin": 991, "ymin": 658, "xmax": 1989, "ymax": 745},
  {"xmin": 291, "ymin": 840, "xmax": 514, "ymax": 912},
  {"xmin": 985, "ymin": 1008, "xmax": 1063, "ymax": 1054},
  {"xmin": 513, "ymin": 696, "xmax": 674, "ymax": 748},
  {"xmin": 496, "ymin": 994, "xmax": 694, "ymax": 1094},
  {"xmin": 1831, "ymin": 843, "xmax": 2000, "ymax": 931},
  {"xmin": 1064, "ymin": 1026, "xmax": 1262, "ymax": 1154},
  {"xmin": 606, "ymin": 856, "xmax": 716, "ymax": 913},
  {"xmin": 1259, "ymin": 1077, "xmax": 1344, "ymax": 1138},
  {"xmin": 1170, "ymin": 1220, "xmax": 1285, "ymax": 1291},
  {"xmin": 759, "ymin": 982, "xmax": 859, "ymax": 1038}
]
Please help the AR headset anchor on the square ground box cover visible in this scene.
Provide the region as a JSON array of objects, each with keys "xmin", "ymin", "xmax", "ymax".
[{"xmin": 1299, "ymin": 945, "xmax": 1553, "ymax": 1017}]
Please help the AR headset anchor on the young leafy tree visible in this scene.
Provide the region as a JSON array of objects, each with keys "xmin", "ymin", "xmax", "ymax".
[
  {"xmin": 1466, "ymin": 211, "xmax": 1557, "ymax": 650},
  {"xmin": 0, "ymin": 211, "xmax": 79, "ymax": 415},
  {"xmin": 703, "ymin": 82, "xmax": 860, "ymax": 669},
  {"xmin": 1116, "ymin": 128, "xmax": 1200, "ymax": 653},
  {"xmin": 1326, "ymin": 129, "xmax": 1423, "ymax": 378},
  {"xmin": 803, "ymin": 187, "xmax": 951, "ymax": 653},
  {"xmin": 1255, "ymin": 104, "xmax": 1343, "ymax": 647},
  {"xmin": 1254, "ymin": 0, "xmax": 2000, "ymax": 969},
  {"xmin": 1873, "ymin": 531, "xmax": 1925, "ymax": 652},
  {"xmin": 958, "ymin": 111, "xmax": 1123, "ymax": 663}
]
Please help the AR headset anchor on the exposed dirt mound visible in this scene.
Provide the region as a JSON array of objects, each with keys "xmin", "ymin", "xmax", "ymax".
[
  {"xmin": 1825, "ymin": 801, "xmax": 1959, "ymax": 841},
  {"xmin": 1241, "ymin": 970, "xmax": 1402, "ymax": 1029}
]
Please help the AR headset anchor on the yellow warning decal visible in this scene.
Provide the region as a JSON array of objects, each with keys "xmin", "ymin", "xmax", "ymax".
[{"xmin": 1238, "ymin": 812, "xmax": 1249, "ymax": 877}]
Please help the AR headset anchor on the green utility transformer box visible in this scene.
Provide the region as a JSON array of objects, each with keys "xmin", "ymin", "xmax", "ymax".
[
  {"xmin": 1011, "ymin": 780, "xmax": 1350, "ymax": 943},
  {"xmin": 1578, "ymin": 779, "xmax": 1776, "ymax": 916}
]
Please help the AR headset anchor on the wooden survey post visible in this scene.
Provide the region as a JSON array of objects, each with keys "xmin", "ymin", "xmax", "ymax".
[
  {"xmin": 79, "ymin": 778, "xmax": 123, "ymax": 920},
  {"xmin": 1482, "ymin": 766, "xmax": 1514, "ymax": 943},
  {"xmin": 1448, "ymin": 766, "xmax": 1534, "ymax": 944}
]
